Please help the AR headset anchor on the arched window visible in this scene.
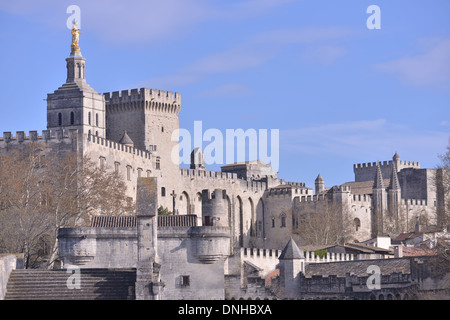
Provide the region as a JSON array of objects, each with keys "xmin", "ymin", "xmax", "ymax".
[
  {"xmin": 70, "ymin": 112, "xmax": 75, "ymax": 125},
  {"xmin": 58, "ymin": 113, "xmax": 62, "ymax": 126},
  {"xmin": 161, "ymin": 187, "xmax": 166, "ymax": 197}
]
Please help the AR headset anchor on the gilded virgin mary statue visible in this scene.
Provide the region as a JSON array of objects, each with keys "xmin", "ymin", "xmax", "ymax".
[{"xmin": 71, "ymin": 21, "xmax": 81, "ymax": 52}]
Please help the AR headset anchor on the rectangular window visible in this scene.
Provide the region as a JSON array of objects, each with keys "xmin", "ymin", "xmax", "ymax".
[
  {"xmin": 281, "ymin": 215, "xmax": 286, "ymax": 228},
  {"xmin": 180, "ymin": 275, "xmax": 190, "ymax": 287},
  {"xmin": 126, "ymin": 165, "xmax": 132, "ymax": 181}
]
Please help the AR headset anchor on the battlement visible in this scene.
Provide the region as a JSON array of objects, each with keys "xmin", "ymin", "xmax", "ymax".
[
  {"xmin": 331, "ymin": 185, "xmax": 351, "ymax": 193},
  {"xmin": 401, "ymin": 199, "xmax": 428, "ymax": 207},
  {"xmin": 104, "ymin": 88, "xmax": 181, "ymax": 114},
  {"xmin": 239, "ymin": 180, "xmax": 267, "ymax": 193},
  {"xmin": 304, "ymin": 250, "xmax": 354, "ymax": 263},
  {"xmin": 0, "ymin": 130, "xmax": 77, "ymax": 145},
  {"xmin": 353, "ymin": 157, "xmax": 421, "ymax": 183},
  {"xmin": 353, "ymin": 160, "xmax": 420, "ymax": 169},
  {"xmin": 242, "ymin": 247, "xmax": 281, "ymax": 259},
  {"xmin": 180, "ymin": 168, "xmax": 238, "ymax": 180},
  {"xmin": 202, "ymin": 188, "xmax": 227, "ymax": 201},
  {"xmin": 352, "ymin": 194, "xmax": 372, "ymax": 202},
  {"xmin": 284, "ymin": 181, "xmax": 306, "ymax": 188},
  {"xmin": 293, "ymin": 194, "xmax": 329, "ymax": 204},
  {"xmin": 266, "ymin": 186, "xmax": 311, "ymax": 198},
  {"xmin": 86, "ymin": 133, "xmax": 151, "ymax": 159}
]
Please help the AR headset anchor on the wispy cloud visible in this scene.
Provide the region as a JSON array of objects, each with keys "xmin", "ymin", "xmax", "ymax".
[
  {"xmin": 0, "ymin": 0, "xmax": 299, "ymax": 44},
  {"xmin": 300, "ymin": 45, "xmax": 347, "ymax": 66},
  {"xmin": 134, "ymin": 25, "xmax": 354, "ymax": 89},
  {"xmin": 374, "ymin": 37, "xmax": 450, "ymax": 90},
  {"xmin": 197, "ymin": 83, "xmax": 253, "ymax": 97},
  {"xmin": 281, "ymin": 119, "xmax": 449, "ymax": 162}
]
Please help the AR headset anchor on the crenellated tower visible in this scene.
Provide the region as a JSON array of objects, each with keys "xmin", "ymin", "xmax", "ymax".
[{"xmin": 103, "ymin": 88, "xmax": 181, "ymax": 182}]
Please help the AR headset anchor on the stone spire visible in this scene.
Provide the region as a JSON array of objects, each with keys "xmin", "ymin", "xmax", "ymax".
[
  {"xmin": 373, "ymin": 162, "xmax": 387, "ymax": 237},
  {"xmin": 389, "ymin": 161, "xmax": 401, "ymax": 190},
  {"xmin": 373, "ymin": 162, "xmax": 385, "ymax": 189}
]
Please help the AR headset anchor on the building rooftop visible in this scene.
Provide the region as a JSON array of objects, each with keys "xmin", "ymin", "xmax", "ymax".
[{"xmin": 304, "ymin": 258, "xmax": 411, "ymax": 278}]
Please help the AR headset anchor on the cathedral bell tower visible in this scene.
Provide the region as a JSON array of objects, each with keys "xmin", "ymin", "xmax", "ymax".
[{"xmin": 47, "ymin": 23, "xmax": 106, "ymax": 138}]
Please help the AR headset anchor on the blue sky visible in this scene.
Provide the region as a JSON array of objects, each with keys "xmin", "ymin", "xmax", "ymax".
[{"xmin": 0, "ymin": 0, "xmax": 449, "ymax": 189}]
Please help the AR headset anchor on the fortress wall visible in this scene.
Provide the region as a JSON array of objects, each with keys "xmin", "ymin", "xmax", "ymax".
[
  {"xmin": 82, "ymin": 133, "xmax": 154, "ymax": 200},
  {"xmin": 157, "ymin": 226, "xmax": 229, "ymax": 300},
  {"xmin": 240, "ymin": 247, "xmax": 280, "ymax": 276},
  {"xmin": 398, "ymin": 168, "xmax": 432, "ymax": 201},
  {"xmin": 0, "ymin": 130, "xmax": 78, "ymax": 153},
  {"xmin": 58, "ymin": 227, "xmax": 138, "ymax": 269},
  {"xmin": 262, "ymin": 193, "xmax": 298, "ymax": 249},
  {"xmin": 353, "ymin": 160, "xmax": 420, "ymax": 182}
]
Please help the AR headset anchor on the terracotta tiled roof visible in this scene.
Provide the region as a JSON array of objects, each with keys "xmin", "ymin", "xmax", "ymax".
[
  {"xmin": 264, "ymin": 268, "xmax": 280, "ymax": 287},
  {"xmin": 393, "ymin": 232, "xmax": 421, "ymax": 242},
  {"xmin": 399, "ymin": 246, "xmax": 436, "ymax": 257}
]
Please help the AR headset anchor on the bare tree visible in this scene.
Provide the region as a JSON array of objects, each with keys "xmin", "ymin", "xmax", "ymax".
[
  {"xmin": 293, "ymin": 199, "xmax": 353, "ymax": 246},
  {"xmin": 436, "ymin": 138, "xmax": 450, "ymax": 229},
  {"xmin": 0, "ymin": 143, "xmax": 134, "ymax": 268}
]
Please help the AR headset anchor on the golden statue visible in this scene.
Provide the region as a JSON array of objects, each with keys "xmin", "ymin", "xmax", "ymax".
[{"xmin": 71, "ymin": 21, "xmax": 81, "ymax": 52}]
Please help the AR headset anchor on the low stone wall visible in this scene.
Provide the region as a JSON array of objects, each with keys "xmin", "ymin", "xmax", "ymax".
[{"xmin": 0, "ymin": 254, "xmax": 24, "ymax": 300}]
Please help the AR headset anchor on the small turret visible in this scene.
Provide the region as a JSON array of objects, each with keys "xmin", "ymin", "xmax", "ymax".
[
  {"xmin": 201, "ymin": 189, "xmax": 228, "ymax": 227},
  {"xmin": 278, "ymin": 237, "xmax": 305, "ymax": 298},
  {"xmin": 119, "ymin": 131, "xmax": 134, "ymax": 148},
  {"xmin": 315, "ymin": 174, "xmax": 325, "ymax": 195},
  {"xmin": 393, "ymin": 152, "xmax": 400, "ymax": 162},
  {"xmin": 190, "ymin": 147, "xmax": 205, "ymax": 170}
]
